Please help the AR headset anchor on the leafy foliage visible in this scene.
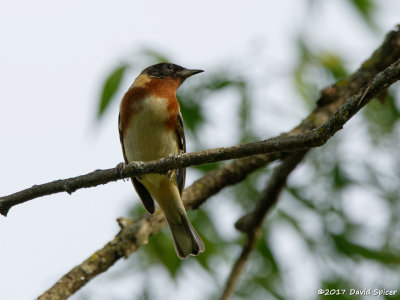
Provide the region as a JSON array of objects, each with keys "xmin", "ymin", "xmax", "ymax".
[
  {"xmin": 349, "ymin": 0, "xmax": 377, "ymax": 29},
  {"xmin": 363, "ymin": 94, "xmax": 400, "ymax": 140},
  {"xmin": 98, "ymin": 64, "xmax": 128, "ymax": 118}
]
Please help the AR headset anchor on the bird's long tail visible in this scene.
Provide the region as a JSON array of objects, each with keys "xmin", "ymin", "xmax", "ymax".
[
  {"xmin": 165, "ymin": 210, "xmax": 205, "ymax": 259},
  {"xmin": 166, "ymin": 212, "xmax": 204, "ymax": 259},
  {"xmin": 144, "ymin": 175, "xmax": 205, "ymax": 259}
]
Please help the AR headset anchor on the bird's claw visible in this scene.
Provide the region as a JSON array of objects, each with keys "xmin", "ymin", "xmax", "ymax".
[
  {"xmin": 116, "ymin": 162, "xmax": 126, "ymax": 177},
  {"xmin": 167, "ymin": 169, "xmax": 175, "ymax": 181}
]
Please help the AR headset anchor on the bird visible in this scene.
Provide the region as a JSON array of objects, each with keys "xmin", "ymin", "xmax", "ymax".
[{"xmin": 118, "ymin": 62, "xmax": 205, "ymax": 259}]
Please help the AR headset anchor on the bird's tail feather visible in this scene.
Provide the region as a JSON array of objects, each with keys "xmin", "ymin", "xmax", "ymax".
[{"xmin": 165, "ymin": 212, "xmax": 205, "ymax": 259}]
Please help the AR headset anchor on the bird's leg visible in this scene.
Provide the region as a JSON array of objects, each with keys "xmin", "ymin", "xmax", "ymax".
[{"xmin": 166, "ymin": 152, "xmax": 179, "ymax": 180}]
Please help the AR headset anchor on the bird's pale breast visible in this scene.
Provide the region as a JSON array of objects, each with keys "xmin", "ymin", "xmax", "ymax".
[{"xmin": 123, "ymin": 95, "xmax": 179, "ymax": 163}]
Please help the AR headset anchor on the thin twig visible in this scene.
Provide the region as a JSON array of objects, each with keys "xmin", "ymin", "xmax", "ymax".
[{"xmin": 220, "ymin": 152, "xmax": 307, "ymax": 300}]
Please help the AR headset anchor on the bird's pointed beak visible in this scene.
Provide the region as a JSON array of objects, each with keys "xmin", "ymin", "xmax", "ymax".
[{"xmin": 177, "ymin": 68, "xmax": 204, "ymax": 79}]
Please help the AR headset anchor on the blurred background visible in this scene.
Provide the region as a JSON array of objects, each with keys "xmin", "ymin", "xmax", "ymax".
[{"xmin": 1, "ymin": 1, "xmax": 400, "ymax": 299}]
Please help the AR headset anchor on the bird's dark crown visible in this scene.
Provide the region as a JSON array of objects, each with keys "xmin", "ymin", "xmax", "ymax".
[{"xmin": 141, "ymin": 63, "xmax": 185, "ymax": 78}]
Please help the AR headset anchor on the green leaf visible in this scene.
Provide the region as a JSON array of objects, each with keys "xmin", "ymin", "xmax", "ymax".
[
  {"xmin": 319, "ymin": 52, "xmax": 348, "ymax": 80},
  {"xmin": 146, "ymin": 229, "xmax": 182, "ymax": 278},
  {"xmin": 294, "ymin": 38, "xmax": 319, "ymax": 107},
  {"xmin": 127, "ymin": 202, "xmax": 147, "ymax": 220},
  {"xmin": 349, "ymin": 0, "xmax": 377, "ymax": 29},
  {"xmin": 256, "ymin": 237, "xmax": 279, "ymax": 273},
  {"xmin": 331, "ymin": 162, "xmax": 353, "ymax": 189},
  {"xmin": 278, "ymin": 210, "xmax": 316, "ymax": 248},
  {"xmin": 364, "ymin": 94, "xmax": 400, "ymax": 140},
  {"xmin": 204, "ymin": 77, "xmax": 237, "ymax": 90},
  {"xmin": 192, "ymin": 162, "xmax": 221, "ymax": 173},
  {"xmin": 98, "ymin": 64, "xmax": 128, "ymax": 119},
  {"xmin": 188, "ymin": 208, "xmax": 230, "ymax": 272},
  {"xmin": 331, "ymin": 234, "xmax": 400, "ymax": 264},
  {"xmin": 233, "ymin": 169, "xmax": 266, "ymax": 208},
  {"xmin": 178, "ymin": 94, "xmax": 204, "ymax": 133},
  {"xmin": 141, "ymin": 48, "xmax": 170, "ymax": 63},
  {"xmin": 286, "ymin": 186, "xmax": 317, "ymax": 211}
]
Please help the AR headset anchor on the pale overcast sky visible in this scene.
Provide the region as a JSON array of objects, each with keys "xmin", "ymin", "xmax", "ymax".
[{"xmin": 1, "ymin": 1, "xmax": 399, "ymax": 299}]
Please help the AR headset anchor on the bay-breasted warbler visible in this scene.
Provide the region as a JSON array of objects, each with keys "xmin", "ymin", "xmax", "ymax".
[{"xmin": 118, "ymin": 63, "xmax": 205, "ymax": 259}]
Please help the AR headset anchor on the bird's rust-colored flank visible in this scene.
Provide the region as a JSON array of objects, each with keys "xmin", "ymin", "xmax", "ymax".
[
  {"xmin": 120, "ymin": 75, "xmax": 181, "ymax": 133},
  {"xmin": 119, "ymin": 86, "xmax": 147, "ymax": 133}
]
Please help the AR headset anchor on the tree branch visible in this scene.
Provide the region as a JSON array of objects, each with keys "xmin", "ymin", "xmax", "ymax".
[
  {"xmin": 220, "ymin": 151, "xmax": 307, "ymax": 300},
  {"xmin": 217, "ymin": 26, "xmax": 400, "ymax": 298},
  {"xmin": 34, "ymin": 26, "xmax": 400, "ymax": 299},
  {"xmin": 37, "ymin": 153, "xmax": 280, "ymax": 300},
  {"xmin": 2, "ymin": 45, "xmax": 400, "ymax": 217}
]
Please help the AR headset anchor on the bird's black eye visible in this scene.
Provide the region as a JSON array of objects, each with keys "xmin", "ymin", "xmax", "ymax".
[{"xmin": 167, "ymin": 64, "xmax": 174, "ymax": 71}]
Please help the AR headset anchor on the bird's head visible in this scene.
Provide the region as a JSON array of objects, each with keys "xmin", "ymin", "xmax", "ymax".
[
  {"xmin": 130, "ymin": 63, "xmax": 203, "ymax": 95},
  {"xmin": 142, "ymin": 63, "xmax": 204, "ymax": 83}
]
